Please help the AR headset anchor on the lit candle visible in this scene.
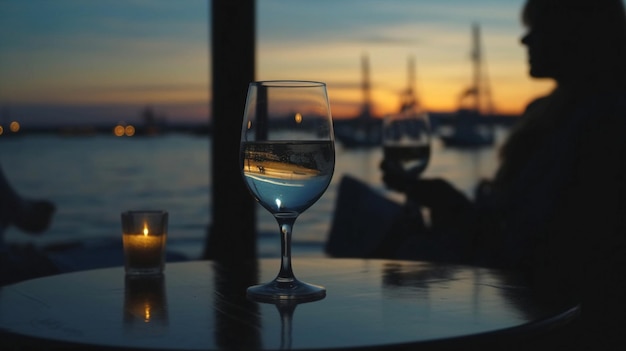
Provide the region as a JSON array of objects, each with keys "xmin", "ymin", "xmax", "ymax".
[
  {"xmin": 123, "ymin": 227, "xmax": 165, "ymax": 271},
  {"xmin": 121, "ymin": 211, "xmax": 168, "ymax": 275}
]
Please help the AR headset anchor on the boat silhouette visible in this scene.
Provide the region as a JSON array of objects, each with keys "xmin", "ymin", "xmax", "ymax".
[
  {"xmin": 439, "ymin": 23, "xmax": 495, "ymax": 148},
  {"xmin": 334, "ymin": 54, "xmax": 382, "ymax": 148}
]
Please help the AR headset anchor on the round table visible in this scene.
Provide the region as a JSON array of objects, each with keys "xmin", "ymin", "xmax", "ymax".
[{"xmin": 0, "ymin": 258, "xmax": 578, "ymax": 350}]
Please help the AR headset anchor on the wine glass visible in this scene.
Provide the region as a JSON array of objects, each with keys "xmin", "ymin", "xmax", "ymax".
[
  {"xmin": 382, "ymin": 104, "xmax": 431, "ymax": 178},
  {"xmin": 240, "ymin": 80, "xmax": 335, "ymax": 302}
]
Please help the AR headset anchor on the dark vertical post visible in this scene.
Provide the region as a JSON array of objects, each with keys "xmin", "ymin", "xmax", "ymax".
[{"xmin": 204, "ymin": 0, "xmax": 256, "ymax": 260}]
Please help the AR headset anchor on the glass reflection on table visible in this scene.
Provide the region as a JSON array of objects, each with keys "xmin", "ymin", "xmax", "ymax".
[{"xmin": 123, "ymin": 275, "xmax": 168, "ymax": 336}]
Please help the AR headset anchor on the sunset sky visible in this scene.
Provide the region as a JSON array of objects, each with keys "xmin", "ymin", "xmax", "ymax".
[{"xmin": 0, "ymin": 0, "xmax": 559, "ymax": 126}]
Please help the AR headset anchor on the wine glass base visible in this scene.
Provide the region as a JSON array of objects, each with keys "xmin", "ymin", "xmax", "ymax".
[{"xmin": 247, "ymin": 279, "xmax": 326, "ymax": 303}]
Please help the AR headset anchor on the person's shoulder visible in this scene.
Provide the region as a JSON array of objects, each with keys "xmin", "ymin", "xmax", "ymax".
[{"xmin": 524, "ymin": 96, "xmax": 551, "ymax": 115}]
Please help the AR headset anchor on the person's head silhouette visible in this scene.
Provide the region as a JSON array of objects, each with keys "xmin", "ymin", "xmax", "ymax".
[{"xmin": 520, "ymin": 0, "xmax": 626, "ymax": 90}]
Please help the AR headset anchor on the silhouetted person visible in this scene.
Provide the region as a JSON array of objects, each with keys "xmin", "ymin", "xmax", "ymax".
[
  {"xmin": 380, "ymin": 0, "xmax": 626, "ymax": 348},
  {"xmin": 1, "ymin": 163, "xmax": 57, "ymax": 285}
]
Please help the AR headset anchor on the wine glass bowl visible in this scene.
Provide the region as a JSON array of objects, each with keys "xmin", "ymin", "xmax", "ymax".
[
  {"xmin": 382, "ymin": 106, "xmax": 431, "ymax": 177},
  {"xmin": 240, "ymin": 80, "xmax": 335, "ymax": 302}
]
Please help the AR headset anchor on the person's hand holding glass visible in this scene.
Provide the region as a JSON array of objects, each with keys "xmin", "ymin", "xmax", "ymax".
[{"xmin": 240, "ymin": 80, "xmax": 335, "ymax": 302}]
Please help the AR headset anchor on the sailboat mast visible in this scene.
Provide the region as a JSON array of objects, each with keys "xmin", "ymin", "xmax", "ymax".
[
  {"xmin": 360, "ymin": 53, "xmax": 372, "ymax": 119},
  {"xmin": 401, "ymin": 55, "xmax": 418, "ymax": 111},
  {"xmin": 472, "ymin": 23, "xmax": 481, "ymax": 114},
  {"xmin": 408, "ymin": 55, "xmax": 415, "ymax": 97}
]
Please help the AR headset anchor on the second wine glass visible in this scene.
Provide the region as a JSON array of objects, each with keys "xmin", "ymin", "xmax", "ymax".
[
  {"xmin": 240, "ymin": 80, "xmax": 335, "ymax": 302},
  {"xmin": 382, "ymin": 104, "xmax": 431, "ymax": 177}
]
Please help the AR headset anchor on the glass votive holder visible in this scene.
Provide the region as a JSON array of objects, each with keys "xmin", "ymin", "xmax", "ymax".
[{"xmin": 121, "ymin": 210, "xmax": 168, "ymax": 276}]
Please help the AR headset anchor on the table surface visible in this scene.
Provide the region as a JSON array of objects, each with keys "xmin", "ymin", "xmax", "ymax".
[{"xmin": 0, "ymin": 258, "xmax": 578, "ymax": 350}]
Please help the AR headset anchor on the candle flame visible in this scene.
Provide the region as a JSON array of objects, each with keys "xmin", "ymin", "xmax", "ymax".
[{"xmin": 143, "ymin": 224, "xmax": 149, "ymax": 236}]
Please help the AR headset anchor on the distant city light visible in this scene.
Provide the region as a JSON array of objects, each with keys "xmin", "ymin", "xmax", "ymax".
[
  {"xmin": 113, "ymin": 124, "xmax": 136, "ymax": 137},
  {"xmin": 114, "ymin": 125, "xmax": 125, "ymax": 136},
  {"xmin": 125, "ymin": 125, "xmax": 135, "ymax": 136},
  {"xmin": 9, "ymin": 121, "xmax": 20, "ymax": 132}
]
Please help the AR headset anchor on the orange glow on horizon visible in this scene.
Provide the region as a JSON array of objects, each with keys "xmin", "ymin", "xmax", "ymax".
[
  {"xmin": 327, "ymin": 81, "xmax": 552, "ymax": 119},
  {"xmin": 3, "ymin": 65, "xmax": 555, "ymax": 122}
]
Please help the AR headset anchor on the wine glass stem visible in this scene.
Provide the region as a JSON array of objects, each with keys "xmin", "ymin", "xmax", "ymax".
[{"xmin": 276, "ymin": 216, "xmax": 297, "ymax": 281}]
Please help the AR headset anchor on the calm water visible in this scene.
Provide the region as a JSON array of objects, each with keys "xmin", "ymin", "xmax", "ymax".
[{"xmin": 0, "ymin": 129, "xmax": 507, "ymax": 259}]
